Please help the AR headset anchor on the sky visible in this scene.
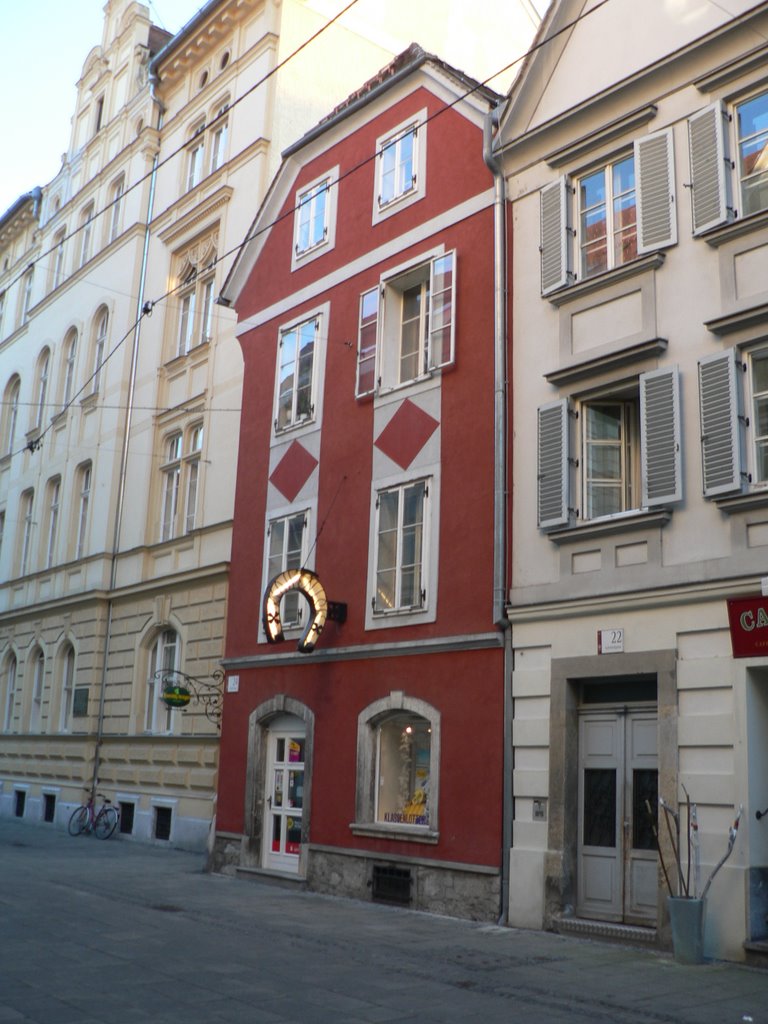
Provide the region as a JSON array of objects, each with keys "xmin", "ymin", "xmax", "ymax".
[
  {"xmin": 0, "ymin": 0, "xmax": 202, "ymax": 214},
  {"xmin": 0, "ymin": 0, "xmax": 549, "ymax": 216}
]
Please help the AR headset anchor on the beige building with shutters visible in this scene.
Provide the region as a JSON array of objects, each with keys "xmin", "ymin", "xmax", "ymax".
[{"xmin": 497, "ymin": 0, "xmax": 768, "ymax": 963}]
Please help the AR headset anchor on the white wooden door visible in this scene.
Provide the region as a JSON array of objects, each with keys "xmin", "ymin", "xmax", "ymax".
[{"xmin": 577, "ymin": 710, "xmax": 658, "ymax": 924}]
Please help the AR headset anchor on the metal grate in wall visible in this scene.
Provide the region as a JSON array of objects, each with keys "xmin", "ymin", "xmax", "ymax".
[{"xmin": 371, "ymin": 864, "xmax": 412, "ymax": 905}]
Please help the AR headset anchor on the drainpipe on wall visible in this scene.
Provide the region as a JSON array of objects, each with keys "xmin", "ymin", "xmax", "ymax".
[
  {"xmin": 90, "ymin": 75, "xmax": 166, "ymax": 797},
  {"xmin": 483, "ymin": 104, "xmax": 512, "ymax": 926}
]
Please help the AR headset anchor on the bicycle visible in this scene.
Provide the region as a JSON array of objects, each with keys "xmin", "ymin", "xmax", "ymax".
[{"xmin": 67, "ymin": 791, "xmax": 120, "ymax": 839}]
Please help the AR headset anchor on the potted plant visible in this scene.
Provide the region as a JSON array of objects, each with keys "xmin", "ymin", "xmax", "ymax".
[{"xmin": 648, "ymin": 789, "xmax": 742, "ymax": 964}]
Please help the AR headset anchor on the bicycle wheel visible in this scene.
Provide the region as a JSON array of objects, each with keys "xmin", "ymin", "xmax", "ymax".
[
  {"xmin": 68, "ymin": 805, "xmax": 90, "ymax": 836},
  {"xmin": 94, "ymin": 806, "xmax": 119, "ymax": 840}
]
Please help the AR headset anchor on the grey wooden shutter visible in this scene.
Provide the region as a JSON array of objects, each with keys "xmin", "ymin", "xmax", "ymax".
[
  {"xmin": 537, "ymin": 398, "xmax": 570, "ymax": 528},
  {"xmin": 698, "ymin": 350, "xmax": 743, "ymax": 496},
  {"xmin": 688, "ymin": 102, "xmax": 733, "ymax": 234},
  {"xmin": 540, "ymin": 177, "xmax": 571, "ymax": 295},
  {"xmin": 635, "ymin": 128, "xmax": 677, "ymax": 253},
  {"xmin": 640, "ymin": 366, "xmax": 682, "ymax": 507}
]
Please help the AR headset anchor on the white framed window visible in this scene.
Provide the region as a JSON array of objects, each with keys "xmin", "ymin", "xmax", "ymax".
[
  {"xmin": 275, "ymin": 316, "xmax": 318, "ymax": 432},
  {"xmin": 62, "ymin": 329, "xmax": 78, "ymax": 408},
  {"xmin": 540, "ymin": 128, "xmax": 676, "ymax": 294},
  {"xmin": 578, "ymin": 155, "xmax": 637, "ymax": 279},
  {"xmin": 689, "ymin": 91, "xmax": 768, "ymax": 232},
  {"xmin": 291, "ymin": 169, "xmax": 339, "ymax": 269},
  {"xmin": 59, "ymin": 644, "xmax": 75, "ymax": 732},
  {"xmin": 19, "ymin": 489, "xmax": 35, "ymax": 575},
  {"xmin": 173, "ymin": 248, "xmax": 216, "ymax": 358},
  {"xmin": 354, "ymin": 693, "xmax": 440, "ymax": 836},
  {"xmin": 109, "ymin": 174, "xmax": 124, "ymax": 242},
  {"xmin": 0, "ymin": 290, "xmax": 5, "ymax": 336},
  {"xmin": 160, "ymin": 433, "xmax": 182, "ymax": 541},
  {"xmin": 20, "ymin": 267, "xmax": 34, "ymax": 325},
  {"xmin": 3, "ymin": 376, "xmax": 20, "ymax": 455},
  {"xmin": 29, "ymin": 649, "xmax": 44, "ymax": 733},
  {"xmin": 356, "ymin": 251, "xmax": 456, "ymax": 397},
  {"xmin": 91, "ymin": 308, "xmax": 108, "ymax": 394},
  {"xmin": 536, "ymin": 367, "xmax": 682, "ymax": 530},
  {"xmin": 373, "ymin": 479, "xmax": 428, "ymax": 614},
  {"xmin": 373, "ymin": 112, "xmax": 427, "ymax": 224},
  {"xmin": 145, "ymin": 629, "xmax": 179, "ymax": 734},
  {"xmin": 75, "ymin": 462, "xmax": 91, "ymax": 560},
  {"xmin": 45, "ymin": 477, "xmax": 61, "ymax": 569},
  {"xmin": 176, "ymin": 267, "xmax": 197, "ymax": 357},
  {"xmin": 79, "ymin": 203, "xmax": 94, "ymax": 267},
  {"xmin": 184, "ymin": 423, "xmax": 204, "ymax": 533},
  {"xmin": 159, "ymin": 425, "xmax": 205, "ymax": 540},
  {"xmin": 0, "ymin": 509, "xmax": 5, "ymax": 563},
  {"xmin": 265, "ymin": 510, "xmax": 309, "ymax": 629},
  {"xmin": 3, "ymin": 654, "xmax": 17, "ymax": 732},
  {"xmin": 186, "ymin": 122, "xmax": 205, "ymax": 190},
  {"xmin": 34, "ymin": 348, "xmax": 50, "ymax": 430},
  {"xmin": 209, "ymin": 105, "xmax": 228, "ymax": 173},
  {"xmin": 52, "ymin": 229, "xmax": 66, "ymax": 289}
]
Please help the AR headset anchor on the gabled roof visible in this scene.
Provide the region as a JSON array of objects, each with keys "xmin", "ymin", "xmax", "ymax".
[{"xmin": 219, "ymin": 45, "xmax": 500, "ymax": 309}]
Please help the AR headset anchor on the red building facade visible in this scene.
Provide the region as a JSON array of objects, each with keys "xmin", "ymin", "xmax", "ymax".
[{"xmin": 212, "ymin": 47, "xmax": 507, "ymax": 919}]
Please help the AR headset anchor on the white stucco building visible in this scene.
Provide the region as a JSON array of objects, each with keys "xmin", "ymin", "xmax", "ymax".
[{"xmin": 498, "ymin": 0, "xmax": 768, "ymax": 963}]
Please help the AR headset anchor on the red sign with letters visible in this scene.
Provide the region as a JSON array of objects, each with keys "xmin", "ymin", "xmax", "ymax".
[{"xmin": 727, "ymin": 596, "xmax": 768, "ymax": 658}]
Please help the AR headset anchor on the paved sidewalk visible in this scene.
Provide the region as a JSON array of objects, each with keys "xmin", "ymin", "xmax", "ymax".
[{"xmin": 1, "ymin": 817, "xmax": 766, "ymax": 1024}]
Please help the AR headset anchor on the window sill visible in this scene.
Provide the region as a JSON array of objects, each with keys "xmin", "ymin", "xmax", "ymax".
[
  {"xmin": 705, "ymin": 300, "xmax": 768, "ymax": 336},
  {"xmin": 546, "ymin": 508, "xmax": 671, "ymax": 543},
  {"xmin": 546, "ymin": 252, "xmax": 666, "ymax": 307},
  {"xmin": 349, "ymin": 822, "xmax": 439, "ymax": 844},
  {"xmin": 699, "ymin": 208, "xmax": 768, "ymax": 248},
  {"xmin": 545, "ymin": 337, "xmax": 668, "ymax": 387},
  {"xmin": 714, "ymin": 489, "xmax": 768, "ymax": 513}
]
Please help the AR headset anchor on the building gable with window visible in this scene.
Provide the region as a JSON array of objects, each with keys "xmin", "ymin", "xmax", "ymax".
[
  {"xmin": 497, "ymin": 0, "xmax": 768, "ymax": 964},
  {"xmin": 213, "ymin": 46, "xmax": 507, "ymax": 920}
]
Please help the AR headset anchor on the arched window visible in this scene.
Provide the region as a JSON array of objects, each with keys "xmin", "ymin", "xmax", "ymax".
[
  {"xmin": 34, "ymin": 348, "xmax": 51, "ymax": 430},
  {"xmin": 2, "ymin": 654, "xmax": 17, "ymax": 732},
  {"xmin": 52, "ymin": 228, "xmax": 67, "ymax": 290},
  {"xmin": 74, "ymin": 462, "xmax": 92, "ymax": 559},
  {"xmin": 28, "ymin": 648, "xmax": 45, "ymax": 733},
  {"xmin": 19, "ymin": 488, "xmax": 35, "ymax": 576},
  {"xmin": 62, "ymin": 329, "xmax": 78, "ymax": 407},
  {"xmin": 354, "ymin": 693, "xmax": 440, "ymax": 836},
  {"xmin": 109, "ymin": 174, "xmax": 124, "ymax": 242},
  {"xmin": 58, "ymin": 643, "xmax": 76, "ymax": 732},
  {"xmin": 79, "ymin": 203, "xmax": 94, "ymax": 267},
  {"xmin": 209, "ymin": 102, "xmax": 229, "ymax": 173},
  {"xmin": 2, "ymin": 376, "xmax": 20, "ymax": 455},
  {"xmin": 91, "ymin": 308, "xmax": 108, "ymax": 394},
  {"xmin": 145, "ymin": 628, "xmax": 180, "ymax": 734},
  {"xmin": 45, "ymin": 476, "xmax": 61, "ymax": 569}
]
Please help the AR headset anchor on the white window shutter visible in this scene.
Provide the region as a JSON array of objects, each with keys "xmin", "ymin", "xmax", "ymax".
[
  {"xmin": 698, "ymin": 350, "xmax": 744, "ymax": 497},
  {"xmin": 688, "ymin": 102, "xmax": 733, "ymax": 234},
  {"xmin": 640, "ymin": 366, "xmax": 682, "ymax": 507},
  {"xmin": 635, "ymin": 128, "xmax": 677, "ymax": 253},
  {"xmin": 537, "ymin": 398, "xmax": 570, "ymax": 529},
  {"xmin": 540, "ymin": 177, "xmax": 571, "ymax": 295}
]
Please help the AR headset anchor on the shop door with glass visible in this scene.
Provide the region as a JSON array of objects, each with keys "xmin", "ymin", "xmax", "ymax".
[
  {"xmin": 577, "ymin": 709, "xmax": 658, "ymax": 924},
  {"xmin": 263, "ymin": 716, "xmax": 305, "ymax": 873}
]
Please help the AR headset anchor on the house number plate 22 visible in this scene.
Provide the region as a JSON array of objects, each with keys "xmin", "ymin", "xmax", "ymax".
[{"xmin": 597, "ymin": 628, "xmax": 624, "ymax": 654}]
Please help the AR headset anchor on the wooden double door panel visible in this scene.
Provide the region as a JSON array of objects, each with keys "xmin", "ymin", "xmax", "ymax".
[{"xmin": 577, "ymin": 709, "xmax": 658, "ymax": 925}]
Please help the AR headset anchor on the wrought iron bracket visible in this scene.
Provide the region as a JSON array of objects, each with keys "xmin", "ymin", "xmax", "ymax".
[{"xmin": 155, "ymin": 668, "xmax": 224, "ymax": 728}]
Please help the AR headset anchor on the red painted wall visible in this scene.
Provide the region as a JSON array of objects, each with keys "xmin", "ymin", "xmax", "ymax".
[{"xmin": 219, "ymin": 74, "xmax": 505, "ymax": 870}]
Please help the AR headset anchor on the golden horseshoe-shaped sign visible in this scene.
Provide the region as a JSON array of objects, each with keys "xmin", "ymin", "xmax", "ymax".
[{"xmin": 263, "ymin": 568, "xmax": 328, "ymax": 653}]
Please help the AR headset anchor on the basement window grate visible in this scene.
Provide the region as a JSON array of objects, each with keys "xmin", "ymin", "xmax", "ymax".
[
  {"xmin": 43, "ymin": 794, "xmax": 56, "ymax": 823},
  {"xmin": 371, "ymin": 864, "xmax": 412, "ymax": 905}
]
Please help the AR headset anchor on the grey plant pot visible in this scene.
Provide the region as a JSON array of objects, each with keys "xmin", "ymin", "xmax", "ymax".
[{"xmin": 668, "ymin": 896, "xmax": 706, "ymax": 964}]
